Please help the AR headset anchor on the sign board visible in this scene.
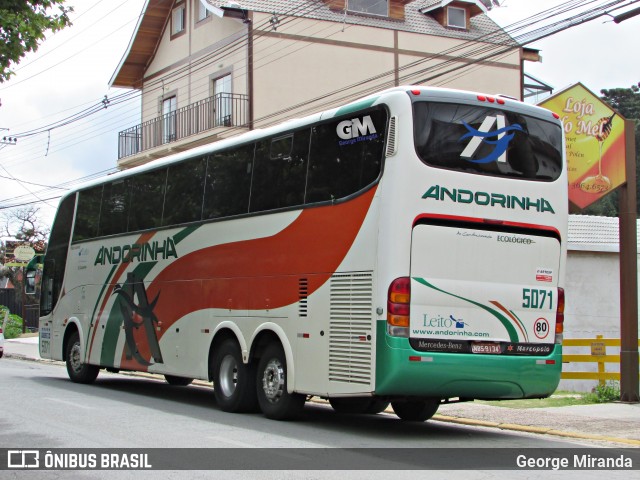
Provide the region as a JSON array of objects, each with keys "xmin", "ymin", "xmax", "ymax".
[
  {"xmin": 13, "ymin": 245, "xmax": 36, "ymax": 262},
  {"xmin": 538, "ymin": 83, "xmax": 626, "ymax": 210},
  {"xmin": 590, "ymin": 341, "xmax": 606, "ymax": 356}
]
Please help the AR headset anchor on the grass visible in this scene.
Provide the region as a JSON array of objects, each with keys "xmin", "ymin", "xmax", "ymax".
[
  {"xmin": 478, "ymin": 393, "xmax": 587, "ymax": 409},
  {"xmin": 477, "ymin": 385, "xmax": 621, "ymax": 409}
]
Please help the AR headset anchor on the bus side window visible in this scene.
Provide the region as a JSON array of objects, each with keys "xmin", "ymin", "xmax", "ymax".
[
  {"xmin": 41, "ymin": 193, "xmax": 76, "ymax": 315},
  {"xmin": 163, "ymin": 157, "xmax": 207, "ymax": 226},
  {"xmin": 74, "ymin": 186, "xmax": 103, "ymax": 241},
  {"xmin": 306, "ymin": 109, "xmax": 385, "ymax": 204},
  {"xmin": 203, "ymin": 144, "xmax": 254, "ymax": 219},
  {"xmin": 99, "ymin": 179, "xmax": 130, "ymax": 237},
  {"xmin": 250, "ymin": 130, "xmax": 308, "ymax": 212},
  {"xmin": 128, "ymin": 168, "xmax": 167, "ymax": 232}
]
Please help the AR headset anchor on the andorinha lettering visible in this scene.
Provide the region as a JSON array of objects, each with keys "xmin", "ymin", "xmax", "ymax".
[
  {"xmin": 94, "ymin": 238, "xmax": 178, "ymax": 266},
  {"xmin": 422, "ymin": 185, "xmax": 555, "ymax": 214}
]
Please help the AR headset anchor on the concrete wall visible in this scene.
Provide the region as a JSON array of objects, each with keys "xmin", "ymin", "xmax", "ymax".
[{"xmin": 560, "ymin": 249, "xmax": 637, "ymax": 392}]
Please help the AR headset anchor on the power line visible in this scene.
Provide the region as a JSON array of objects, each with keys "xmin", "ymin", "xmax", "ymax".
[
  {"xmin": 11, "ymin": 0, "xmax": 120, "ymax": 75},
  {"xmin": 1, "ymin": 0, "xmax": 633, "ymax": 209},
  {"xmin": 0, "ymin": 1, "xmax": 324, "ymax": 167}
]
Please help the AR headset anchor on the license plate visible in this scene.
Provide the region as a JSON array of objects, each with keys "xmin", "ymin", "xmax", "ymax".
[{"xmin": 471, "ymin": 342, "xmax": 501, "ymax": 354}]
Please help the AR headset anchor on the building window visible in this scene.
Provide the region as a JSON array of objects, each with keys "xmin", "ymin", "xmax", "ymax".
[
  {"xmin": 347, "ymin": 0, "xmax": 388, "ymax": 17},
  {"xmin": 172, "ymin": 3, "xmax": 186, "ymax": 36},
  {"xmin": 162, "ymin": 96, "xmax": 177, "ymax": 144},
  {"xmin": 447, "ymin": 6, "xmax": 467, "ymax": 29},
  {"xmin": 197, "ymin": 0, "xmax": 211, "ymax": 22},
  {"xmin": 213, "ymin": 74, "xmax": 232, "ymax": 126}
]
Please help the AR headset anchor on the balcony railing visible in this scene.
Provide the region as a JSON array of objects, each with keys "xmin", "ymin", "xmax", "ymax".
[{"xmin": 118, "ymin": 93, "xmax": 249, "ymax": 159}]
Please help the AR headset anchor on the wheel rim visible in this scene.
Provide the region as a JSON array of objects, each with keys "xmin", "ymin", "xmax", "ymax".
[
  {"xmin": 261, "ymin": 358, "xmax": 284, "ymax": 404},
  {"xmin": 69, "ymin": 342, "xmax": 83, "ymax": 373},
  {"xmin": 219, "ymin": 354, "xmax": 238, "ymax": 398}
]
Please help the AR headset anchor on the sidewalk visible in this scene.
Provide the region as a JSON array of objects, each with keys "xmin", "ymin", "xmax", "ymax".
[{"xmin": 2, "ymin": 336, "xmax": 639, "ymax": 447}]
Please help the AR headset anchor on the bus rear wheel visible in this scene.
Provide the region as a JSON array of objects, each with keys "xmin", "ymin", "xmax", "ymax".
[
  {"xmin": 212, "ymin": 339, "xmax": 258, "ymax": 413},
  {"xmin": 256, "ymin": 343, "xmax": 305, "ymax": 420},
  {"xmin": 164, "ymin": 375, "xmax": 193, "ymax": 386},
  {"xmin": 65, "ymin": 331, "xmax": 99, "ymax": 384},
  {"xmin": 391, "ymin": 399, "xmax": 440, "ymax": 422}
]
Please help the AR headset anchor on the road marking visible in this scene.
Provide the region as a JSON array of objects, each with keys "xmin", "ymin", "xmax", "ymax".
[
  {"xmin": 206, "ymin": 437, "xmax": 256, "ymax": 448},
  {"xmin": 44, "ymin": 397, "xmax": 95, "ymax": 410}
]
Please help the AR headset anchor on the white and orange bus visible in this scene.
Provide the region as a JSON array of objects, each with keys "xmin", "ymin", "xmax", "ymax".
[{"xmin": 37, "ymin": 86, "xmax": 567, "ymax": 421}]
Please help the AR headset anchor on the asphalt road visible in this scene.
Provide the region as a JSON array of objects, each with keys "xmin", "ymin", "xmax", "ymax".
[{"xmin": 0, "ymin": 358, "xmax": 636, "ymax": 479}]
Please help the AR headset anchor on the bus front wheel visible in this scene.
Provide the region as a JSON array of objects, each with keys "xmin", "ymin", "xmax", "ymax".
[
  {"xmin": 212, "ymin": 339, "xmax": 258, "ymax": 413},
  {"xmin": 256, "ymin": 343, "xmax": 305, "ymax": 420},
  {"xmin": 65, "ymin": 331, "xmax": 99, "ymax": 384},
  {"xmin": 391, "ymin": 399, "xmax": 440, "ymax": 422}
]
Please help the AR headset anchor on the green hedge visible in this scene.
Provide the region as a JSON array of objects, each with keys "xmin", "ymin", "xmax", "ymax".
[{"xmin": 0, "ymin": 305, "xmax": 23, "ymax": 339}]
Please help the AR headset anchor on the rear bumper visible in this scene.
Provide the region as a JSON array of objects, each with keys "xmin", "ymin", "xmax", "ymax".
[{"xmin": 375, "ymin": 321, "xmax": 562, "ymax": 399}]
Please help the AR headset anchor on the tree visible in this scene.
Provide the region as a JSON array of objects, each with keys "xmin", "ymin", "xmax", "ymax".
[
  {"xmin": 0, "ymin": 0, "xmax": 73, "ymax": 83},
  {"xmin": 0, "ymin": 206, "xmax": 49, "ymax": 251},
  {"xmin": 581, "ymin": 83, "xmax": 640, "ymax": 217},
  {"xmin": 0, "ymin": 207, "xmax": 48, "ymax": 316},
  {"xmin": 601, "ymin": 83, "xmax": 640, "ymax": 120}
]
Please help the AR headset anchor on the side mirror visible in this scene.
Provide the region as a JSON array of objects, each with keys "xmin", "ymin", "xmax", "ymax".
[
  {"xmin": 24, "ymin": 254, "xmax": 43, "ymax": 295},
  {"xmin": 25, "ymin": 270, "xmax": 36, "ymax": 294}
]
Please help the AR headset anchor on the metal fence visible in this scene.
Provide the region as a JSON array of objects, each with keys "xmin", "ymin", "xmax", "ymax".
[
  {"xmin": 0, "ymin": 288, "xmax": 39, "ymax": 332},
  {"xmin": 118, "ymin": 93, "xmax": 249, "ymax": 159}
]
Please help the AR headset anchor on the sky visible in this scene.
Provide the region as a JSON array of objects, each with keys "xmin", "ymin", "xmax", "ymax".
[{"xmin": 0, "ymin": 0, "xmax": 639, "ymax": 232}]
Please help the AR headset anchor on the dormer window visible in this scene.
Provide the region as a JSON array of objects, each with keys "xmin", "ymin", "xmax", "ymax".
[
  {"xmin": 347, "ymin": 0, "xmax": 389, "ymax": 17},
  {"xmin": 420, "ymin": 1, "xmax": 487, "ymax": 30},
  {"xmin": 447, "ymin": 6, "xmax": 466, "ymax": 28}
]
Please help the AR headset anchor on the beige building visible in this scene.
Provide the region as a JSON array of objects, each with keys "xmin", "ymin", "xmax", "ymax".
[{"xmin": 110, "ymin": 0, "xmax": 534, "ymax": 168}]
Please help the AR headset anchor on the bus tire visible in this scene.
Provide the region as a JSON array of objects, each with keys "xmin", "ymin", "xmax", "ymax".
[
  {"xmin": 65, "ymin": 331, "xmax": 99, "ymax": 384},
  {"xmin": 366, "ymin": 399, "xmax": 391, "ymax": 414},
  {"xmin": 391, "ymin": 399, "xmax": 439, "ymax": 422},
  {"xmin": 329, "ymin": 397, "xmax": 390, "ymax": 415},
  {"xmin": 256, "ymin": 343, "xmax": 305, "ymax": 420},
  {"xmin": 164, "ymin": 375, "xmax": 193, "ymax": 386},
  {"xmin": 212, "ymin": 339, "xmax": 258, "ymax": 413}
]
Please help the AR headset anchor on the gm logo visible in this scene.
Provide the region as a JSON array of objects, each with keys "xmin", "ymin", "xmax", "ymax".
[
  {"xmin": 8, "ymin": 450, "xmax": 39, "ymax": 468},
  {"xmin": 459, "ymin": 114, "xmax": 524, "ymax": 164},
  {"xmin": 336, "ymin": 115, "xmax": 377, "ymax": 140}
]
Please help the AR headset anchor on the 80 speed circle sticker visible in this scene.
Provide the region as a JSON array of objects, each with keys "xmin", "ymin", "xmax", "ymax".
[{"xmin": 534, "ymin": 317, "xmax": 550, "ymax": 339}]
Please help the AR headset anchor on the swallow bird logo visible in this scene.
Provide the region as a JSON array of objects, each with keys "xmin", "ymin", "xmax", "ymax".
[{"xmin": 459, "ymin": 114, "xmax": 523, "ymax": 164}]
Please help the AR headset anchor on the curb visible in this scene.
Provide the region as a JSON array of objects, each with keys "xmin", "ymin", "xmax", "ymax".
[
  {"xmin": 432, "ymin": 414, "xmax": 640, "ymax": 447},
  {"xmin": 4, "ymin": 353, "xmax": 639, "ymax": 446}
]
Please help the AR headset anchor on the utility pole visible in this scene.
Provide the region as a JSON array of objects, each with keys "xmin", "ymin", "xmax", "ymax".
[
  {"xmin": 0, "ymin": 128, "xmax": 17, "ymax": 146},
  {"xmin": 619, "ymin": 119, "xmax": 639, "ymax": 402}
]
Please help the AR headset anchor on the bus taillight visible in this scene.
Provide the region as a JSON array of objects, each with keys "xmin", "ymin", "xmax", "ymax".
[
  {"xmin": 555, "ymin": 287, "xmax": 565, "ymax": 344},
  {"xmin": 388, "ymin": 277, "xmax": 410, "ymax": 337}
]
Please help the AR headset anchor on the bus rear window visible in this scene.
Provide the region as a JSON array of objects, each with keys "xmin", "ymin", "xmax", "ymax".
[{"xmin": 413, "ymin": 102, "xmax": 563, "ymax": 181}]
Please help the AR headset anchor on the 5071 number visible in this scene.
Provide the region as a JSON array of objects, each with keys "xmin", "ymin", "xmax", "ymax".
[{"xmin": 522, "ymin": 288, "xmax": 553, "ymax": 310}]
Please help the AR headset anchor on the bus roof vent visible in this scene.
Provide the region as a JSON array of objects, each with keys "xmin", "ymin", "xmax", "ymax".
[{"xmin": 385, "ymin": 116, "xmax": 397, "ymax": 157}]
